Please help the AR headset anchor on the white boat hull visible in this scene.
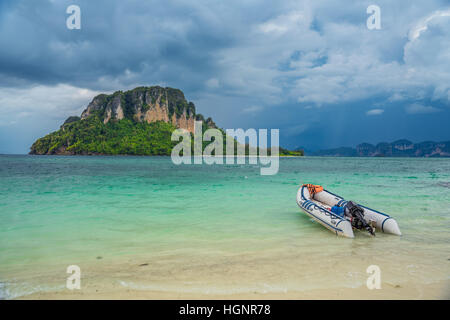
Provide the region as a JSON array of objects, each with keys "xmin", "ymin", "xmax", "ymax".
[{"xmin": 296, "ymin": 185, "xmax": 401, "ymax": 238}]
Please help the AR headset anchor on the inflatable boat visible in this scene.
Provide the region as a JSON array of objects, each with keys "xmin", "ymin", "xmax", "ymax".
[{"xmin": 296, "ymin": 184, "xmax": 401, "ymax": 238}]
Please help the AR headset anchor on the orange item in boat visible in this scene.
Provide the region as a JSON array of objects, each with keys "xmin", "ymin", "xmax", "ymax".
[{"xmin": 303, "ymin": 184, "xmax": 323, "ymax": 196}]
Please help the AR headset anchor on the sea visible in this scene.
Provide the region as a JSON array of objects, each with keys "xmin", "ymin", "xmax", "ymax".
[{"xmin": 0, "ymin": 155, "xmax": 449, "ymax": 299}]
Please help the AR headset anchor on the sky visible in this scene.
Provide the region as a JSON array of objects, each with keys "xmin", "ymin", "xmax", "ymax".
[{"xmin": 0, "ymin": 0, "xmax": 449, "ymax": 153}]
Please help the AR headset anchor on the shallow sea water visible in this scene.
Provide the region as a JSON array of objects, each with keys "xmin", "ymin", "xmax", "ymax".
[{"xmin": 0, "ymin": 155, "xmax": 449, "ymax": 299}]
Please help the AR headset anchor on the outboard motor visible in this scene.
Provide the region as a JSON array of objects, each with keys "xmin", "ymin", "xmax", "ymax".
[{"xmin": 345, "ymin": 201, "xmax": 375, "ymax": 236}]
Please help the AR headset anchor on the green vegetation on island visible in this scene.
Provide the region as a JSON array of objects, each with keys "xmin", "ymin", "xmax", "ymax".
[{"xmin": 31, "ymin": 115, "xmax": 177, "ymax": 155}]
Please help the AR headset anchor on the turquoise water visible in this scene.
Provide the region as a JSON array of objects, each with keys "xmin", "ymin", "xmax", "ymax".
[{"xmin": 0, "ymin": 155, "xmax": 449, "ymax": 298}]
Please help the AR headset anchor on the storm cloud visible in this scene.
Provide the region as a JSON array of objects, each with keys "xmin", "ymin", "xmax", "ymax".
[{"xmin": 0, "ymin": 0, "xmax": 449, "ymax": 153}]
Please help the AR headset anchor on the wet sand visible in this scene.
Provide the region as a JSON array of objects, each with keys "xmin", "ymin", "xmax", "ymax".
[{"xmin": 18, "ymin": 280, "xmax": 449, "ymax": 300}]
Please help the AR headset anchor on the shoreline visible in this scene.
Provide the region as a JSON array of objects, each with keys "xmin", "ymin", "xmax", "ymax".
[
  {"xmin": 17, "ymin": 280, "xmax": 449, "ymax": 300},
  {"xmin": 6, "ymin": 154, "xmax": 449, "ymax": 158}
]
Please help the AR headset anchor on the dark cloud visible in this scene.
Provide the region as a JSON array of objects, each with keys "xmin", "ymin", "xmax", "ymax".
[{"xmin": 0, "ymin": 0, "xmax": 449, "ymax": 153}]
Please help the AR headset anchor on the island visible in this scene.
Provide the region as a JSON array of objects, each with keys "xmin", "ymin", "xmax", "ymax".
[
  {"xmin": 311, "ymin": 139, "xmax": 450, "ymax": 157},
  {"xmin": 30, "ymin": 86, "xmax": 303, "ymax": 157}
]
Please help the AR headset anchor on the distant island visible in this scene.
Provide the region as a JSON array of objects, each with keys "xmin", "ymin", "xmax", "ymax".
[
  {"xmin": 311, "ymin": 139, "xmax": 450, "ymax": 157},
  {"xmin": 30, "ymin": 86, "xmax": 303, "ymax": 156}
]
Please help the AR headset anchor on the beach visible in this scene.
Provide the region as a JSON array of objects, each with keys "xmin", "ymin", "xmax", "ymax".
[
  {"xmin": 1, "ymin": 155, "xmax": 449, "ymax": 299},
  {"xmin": 19, "ymin": 282, "xmax": 450, "ymax": 300}
]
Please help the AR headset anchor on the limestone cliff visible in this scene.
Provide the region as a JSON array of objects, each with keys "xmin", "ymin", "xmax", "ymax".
[{"xmin": 80, "ymin": 86, "xmax": 196, "ymax": 133}]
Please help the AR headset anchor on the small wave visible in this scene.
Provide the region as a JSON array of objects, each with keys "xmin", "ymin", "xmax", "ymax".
[
  {"xmin": 436, "ymin": 182, "xmax": 450, "ymax": 188},
  {"xmin": 0, "ymin": 282, "xmax": 6, "ymax": 300},
  {"xmin": 0, "ymin": 280, "xmax": 64, "ymax": 300}
]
